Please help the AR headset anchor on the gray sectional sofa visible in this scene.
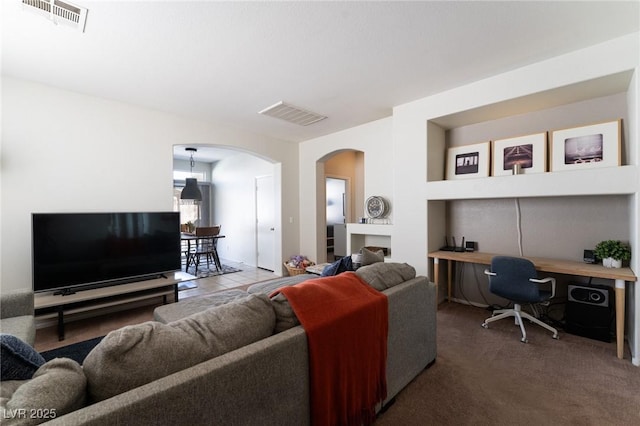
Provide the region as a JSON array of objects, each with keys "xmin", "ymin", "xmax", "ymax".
[
  {"xmin": 0, "ymin": 290, "xmax": 36, "ymax": 346},
  {"xmin": 2, "ymin": 262, "xmax": 436, "ymax": 425}
]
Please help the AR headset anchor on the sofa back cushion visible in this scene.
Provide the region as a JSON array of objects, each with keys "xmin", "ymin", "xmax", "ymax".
[
  {"xmin": 360, "ymin": 247, "xmax": 385, "ymax": 266},
  {"xmin": 356, "ymin": 262, "xmax": 416, "ymax": 291},
  {"xmin": 1, "ymin": 358, "xmax": 86, "ymax": 424},
  {"xmin": 248, "ymin": 275, "xmax": 315, "ymax": 333},
  {"xmin": 270, "ymin": 293, "xmax": 301, "ymax": 333},
  {"xmin": 83, "ymin": 293, "xmax": 275, "ymax": 402}
]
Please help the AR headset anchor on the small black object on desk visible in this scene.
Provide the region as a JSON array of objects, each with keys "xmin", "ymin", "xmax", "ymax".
[{"xmin": 440, "ymin": 236, "xmax": 466, "ymax": 252}]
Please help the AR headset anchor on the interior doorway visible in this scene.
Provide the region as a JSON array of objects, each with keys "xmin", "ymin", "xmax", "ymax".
[
  {"xmin": 173, "ymin": 145, "xmax": 281, "ymax": 271},
  {"xmin": 316, "ymin": 150, "xmax": 364, "ymax": 263},
  {"xmin": 256, "ymin": 175, "xmax": 276, "ymax": 271},
  {"xmin": 326, "ymin": 177, "xmax": 347, "ymax": 261}
]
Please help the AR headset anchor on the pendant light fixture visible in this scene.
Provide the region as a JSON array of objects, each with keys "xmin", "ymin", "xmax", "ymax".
[{"xmin": 180, "ymin": 147, "xmax": 203, "ymax": 204}]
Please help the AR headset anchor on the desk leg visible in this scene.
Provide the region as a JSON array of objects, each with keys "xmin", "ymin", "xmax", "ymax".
[
  {"xmin": 433, "ymin": 258, "xmax": 439, "ymax": 302},
  {"xmin": 447, "ymin": 260, "xmax": 453, "ymax": 302},
  {"xmin": 615, "ymin": 279, "xmax": 626, "ymax": 359},
  {"xmin": 432, "ymin": 258, "xmax": 453, "ymax": 303}
]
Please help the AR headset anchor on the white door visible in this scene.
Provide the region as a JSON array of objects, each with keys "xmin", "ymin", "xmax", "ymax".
[{"xmin": 256, "ymin": 175, "xmax": 275, "ymax": 271}]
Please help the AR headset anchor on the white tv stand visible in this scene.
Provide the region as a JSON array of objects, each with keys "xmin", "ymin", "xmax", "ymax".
[{"xmin": 34, "ymin": 272, "xmax": 189, "ymax": 340}]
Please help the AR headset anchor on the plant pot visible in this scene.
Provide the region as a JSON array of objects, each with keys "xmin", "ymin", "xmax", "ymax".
[{"xmin": 602, "ymin": 257, "xmax": 622, "ymax": 268}]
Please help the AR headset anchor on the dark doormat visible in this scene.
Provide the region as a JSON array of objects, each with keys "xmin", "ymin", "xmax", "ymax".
[{"xmin": 186, "ymin": 264, "xmax": 242, "ymax": 279}]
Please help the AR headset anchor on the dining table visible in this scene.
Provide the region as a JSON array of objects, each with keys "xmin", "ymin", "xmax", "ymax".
[{"xmin": 181, "ymin": 232, "xmax": 226, "ymax": 272}]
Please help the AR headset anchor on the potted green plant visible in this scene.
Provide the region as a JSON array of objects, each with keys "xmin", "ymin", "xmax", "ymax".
[{"xmin": 594, "ymin": 240, "xmax": 631, "ymax": 268}]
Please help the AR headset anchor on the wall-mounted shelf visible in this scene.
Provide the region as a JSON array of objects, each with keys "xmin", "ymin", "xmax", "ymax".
[
  {"xmin": 346, "ymin": 223, "xmax": 394, "ymax": 235},
  {"xmin": 425, "ymin": 165, "xmax": 638, "ymax": 201}
]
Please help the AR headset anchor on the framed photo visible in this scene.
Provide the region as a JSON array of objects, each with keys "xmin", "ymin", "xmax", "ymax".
[
  {"xmin": 550, "ymin": 119, "xmax": 621, "ymax": 172},
  {"xmin": 445, "ymin": 142, "xmax": 490, "ymax": 180},
  {"xmin": 492, "ymin": 132, "xmax": 547, "ymax": 176}
]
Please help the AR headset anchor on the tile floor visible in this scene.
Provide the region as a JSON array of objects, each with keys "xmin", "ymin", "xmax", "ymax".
[{"xmin": 34, "ymin": 260, "xmax": 278, "ymax": 352}]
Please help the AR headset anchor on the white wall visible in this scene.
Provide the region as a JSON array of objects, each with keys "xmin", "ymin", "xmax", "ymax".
[
  {"xmin": 0, "ymin": 77, "xmax": 299, "ymax": 291},
  {"xmin": 298, "ymin": 117, "xmax": 393, "ymax": 264},
  {"xmin": 210, "ymin": 152, "xmax": 275, "ymax": 266}
]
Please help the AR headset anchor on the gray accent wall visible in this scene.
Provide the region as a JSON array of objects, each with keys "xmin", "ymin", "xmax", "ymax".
[{"xmin": 447, "ymin": 195, "xmax": 630, "ymax": 305}]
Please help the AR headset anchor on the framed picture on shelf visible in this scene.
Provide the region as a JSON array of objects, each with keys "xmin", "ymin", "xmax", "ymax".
[
  {"xmin": 491, "ymin": 132, "xmax": 547, "ymax": 176},
  {"xmin": 445, "ymin": 142, "xmax": 490, "ymax": 180},
  {"xmin": 550, "ymin": 119, "xmax": 621, "ymax": 172}
]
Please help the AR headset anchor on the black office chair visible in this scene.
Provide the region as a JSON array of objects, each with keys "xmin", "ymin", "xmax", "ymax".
[{"xmin": 482, "ymin": 256, "xmax": 559, "ymax": 343}]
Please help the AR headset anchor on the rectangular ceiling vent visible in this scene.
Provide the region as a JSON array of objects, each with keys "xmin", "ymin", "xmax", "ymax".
[
  {"xmin": 258, "ymin": 101, "xmax": 327, "ymax": 126},
  {"xmin": 22, "ymin": 0, "xmax": 88, "ymax": 32}
]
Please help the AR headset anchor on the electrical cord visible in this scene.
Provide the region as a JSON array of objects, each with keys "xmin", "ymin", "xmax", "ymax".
[
  {"xmin": 458, "ymin": 261, "xmax": 510, "ymax": 311},
  {"xmin": 541, "ymin": 298, "xmax": 567, "ymax": 329},
  {"xmin": 515, "ymin": 197, "xmax": 523, "ymax": 256},
  {"xmin": 456, "ymin": 198, "xmax": 524, "ymax": 309},
  {"xmin": 513, "ymin": 197, "xmax": 568, "ymax": 328}
]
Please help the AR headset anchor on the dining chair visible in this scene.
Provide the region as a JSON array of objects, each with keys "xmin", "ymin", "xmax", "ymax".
[{"xmin": 193, "ymin": 226, "xmax": 222, "ymax": 272}]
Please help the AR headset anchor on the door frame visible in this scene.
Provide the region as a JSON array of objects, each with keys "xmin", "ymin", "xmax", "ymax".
[
  {"xmin": 325, "ymin": 174, "xmax": 351, "ymax": 261},
  {"xmin": 255, "ymin": 174, "xmax": 276, "ymax": 271}
]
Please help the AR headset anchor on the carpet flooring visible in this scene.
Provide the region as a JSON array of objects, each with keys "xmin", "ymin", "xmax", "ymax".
[{"xmin": 376, "ymin": 302, "xmax": 640, "ymax": 425}]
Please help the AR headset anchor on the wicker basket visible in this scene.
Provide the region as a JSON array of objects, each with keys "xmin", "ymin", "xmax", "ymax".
[{"xmin": 284, "ymin": 263, "xmax": 306, "ymax": 276}]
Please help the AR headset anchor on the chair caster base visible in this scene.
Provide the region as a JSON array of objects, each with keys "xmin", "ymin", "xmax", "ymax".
[
  {"xmin": 481, "ymin": 323, "xmax": 489, "ymax": 329},
  {"xmin": 552, "ymin": 334, "xmax": 559, "ymax": 340},
  {"xmin": 520, "ymin": 338, "xmax": 528, "ymax": 343}
]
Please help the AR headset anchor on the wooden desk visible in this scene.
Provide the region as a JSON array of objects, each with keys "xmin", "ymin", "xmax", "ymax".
[{"xmin": 428, "ymin": 250, "xmax": 637, "ymax": 360}]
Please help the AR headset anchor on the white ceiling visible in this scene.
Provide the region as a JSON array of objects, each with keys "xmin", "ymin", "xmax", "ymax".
[{"xmin": 2, "ymin": 0, "xmax": 639, "ymax": 156}]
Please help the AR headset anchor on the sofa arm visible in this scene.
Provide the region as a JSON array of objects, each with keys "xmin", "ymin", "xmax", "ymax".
[
  {"xmin": 1, "ymin": 289, "xmax": 35, "ymax": 319},
  {"xmin": 384, "ymin": 276, "xmax": 437, "ymax": 402}
]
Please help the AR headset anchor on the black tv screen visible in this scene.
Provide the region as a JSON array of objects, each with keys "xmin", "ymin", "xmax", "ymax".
[{"xmin": 32, "ymin": 212, "xmax": 181, "ymax": 293}]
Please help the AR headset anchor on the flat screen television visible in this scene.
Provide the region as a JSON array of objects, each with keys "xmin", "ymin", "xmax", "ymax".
[{"xmin": 32, "ymin": 212, "xmax": 181, "ymax": 294}]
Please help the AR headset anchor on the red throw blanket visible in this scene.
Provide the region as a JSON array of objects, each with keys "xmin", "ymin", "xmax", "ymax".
[{"xmin": 271, "ymin": 272, "xmax": 388, "ymax": 425}]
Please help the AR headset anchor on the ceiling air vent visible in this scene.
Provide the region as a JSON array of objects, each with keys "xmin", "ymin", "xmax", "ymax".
[
  {"xmin": 22, "ymin": 0, "xmax": 88, "ymax": 32},
  {"xmin": 258, "ymin": 101, "xmax": 327, "ymax": 126}
]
